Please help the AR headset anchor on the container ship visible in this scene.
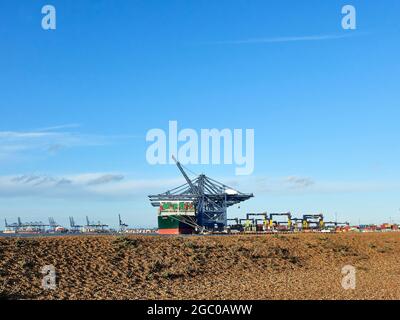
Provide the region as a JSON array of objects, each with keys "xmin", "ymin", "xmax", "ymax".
[{"xmin": 157, "ymin": 201, "xmax": 195, "ymax": 235}]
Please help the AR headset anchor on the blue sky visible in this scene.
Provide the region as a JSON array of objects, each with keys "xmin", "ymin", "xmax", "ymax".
[{"xmin": 0, "ymin": 0, "xmax": 399, "ymax": 228}]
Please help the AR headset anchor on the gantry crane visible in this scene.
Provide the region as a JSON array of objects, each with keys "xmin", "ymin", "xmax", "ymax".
[
  {"xmin": 149, "ymin": 156, "xmax": 253, "ymax": 231},
  {"xmin": 269, "ymin": 212, "xmax": 292, "ymax": 231},
  {"xmin": 118, "ymin": 214, "xmax": 128, "ymax": 232},
  {"xmin": 246, "ymin": 212, "xmax": 269, "ymax": 231},
  {"xmin": 302, "ymin": 214, "xmax": 324, "ymax": 230}
]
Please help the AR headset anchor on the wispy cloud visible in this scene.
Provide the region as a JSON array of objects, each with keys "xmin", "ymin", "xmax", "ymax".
[
  {"xmin": 85, "ymin": 174, "xmax": 125, "ymax": 185},
  {"xmin": 284, "ymin": 176, "xmax": 315, "ymax": 189},
  {"xmin": 10, "ymin": 173, "xmax": 124, "ymax": 187},
  {"xmin": 221, "ymin": 175, "xmax": 399, "ymax": 195},
  {"xmin": 202, "ymin": 33, "xmax": 362, "ymax": 45},
  {"xmin": 0, "ymin": 173, "xmax": 185, "ymax": 200},
  {"xmin": 34, "ymin": 123, "xmax": 81, "ymax": 132},
  {"xmin": 0, "ymin": 172, "xmax": 398, "ymax": 201},
  {"xmin": 0, "ymin": 124, "xmax": 137, "ymax": 160}
]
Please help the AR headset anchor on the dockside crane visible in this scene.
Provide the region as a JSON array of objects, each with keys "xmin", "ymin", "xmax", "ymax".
[
  {"xmin": 118, "ymin": 214, "xmax": 128, "ymax": 232},
  {"xmin": 85, "ymin": 216, "xmax": 109, "ymax": 231},
  {"xmin": 69, "ymin": 216, "xmax": 83, "ymax": 232},
  {"xmin": 269, "ymin": 212, "xmax": 292, "ymax": 231},
  {"xmin": 149, "ymin": 156, "xmax": 253, "ymax": 231}
]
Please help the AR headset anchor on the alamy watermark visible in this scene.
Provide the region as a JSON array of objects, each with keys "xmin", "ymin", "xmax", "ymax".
[
  {"xmin": 342, "ymin": 5, "xmax": 356, "ymax": 30},
  {"xmin": 39, "ymin": 4, "xmax": 356, "ymax": 31},
  {"xmin": 41, "ymin": 265, "xmax": 57, "ymax": 290},
  {"xmin": 341, "ymin": 265, "xmax": 356, "ymax": 290},
  {"xmin": 146, "ymin": 121, "xmax": 255, "ymax": 175},
  {"xmin": 41, "ymin": 5, "xmax": 56, "ymax": 30}
]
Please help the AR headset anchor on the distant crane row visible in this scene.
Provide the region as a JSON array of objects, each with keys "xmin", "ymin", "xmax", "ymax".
[
  {"xmin": 3, "ymin": 215, "xmax": 130, "ymax": 234},
  {"xmin": 228, "ymin": 212, "xmax": 349, "ymax": 233}
]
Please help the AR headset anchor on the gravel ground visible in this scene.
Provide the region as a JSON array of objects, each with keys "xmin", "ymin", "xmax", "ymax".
[{"xmin": 1, "ymin": 233, "xmax": 399, "ymax": 300}]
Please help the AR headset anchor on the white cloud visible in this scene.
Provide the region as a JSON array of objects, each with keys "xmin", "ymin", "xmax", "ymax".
[
  {"xmin": 34, "ymin": 123, "xmax": 81, "ymax": 132},
  {"xmin": 202, "ymin": 33, "xmax": 364, "ymax": 45},
  {"xmin": 0, "ymin": 173, "xmax": 185, "ymax": 200},
  {"xmin": 218, "ymin": 175, "xmax": 399, "ymax": 195},
  {"xmin": 284, "ymin": 176, "xmax": 315, "ymax": 188},
  {"xmin": 0, "ymin": 170, "xmax": 397, "ymax": 202},
  {"xmin": 0, "ymin": 125, "xmax": 137, "ymax": 160}
]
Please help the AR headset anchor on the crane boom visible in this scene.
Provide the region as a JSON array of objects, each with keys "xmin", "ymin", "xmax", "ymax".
[{"xmin": 171, "ymin": 155, "xmax": 198, "ymax": 195}]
